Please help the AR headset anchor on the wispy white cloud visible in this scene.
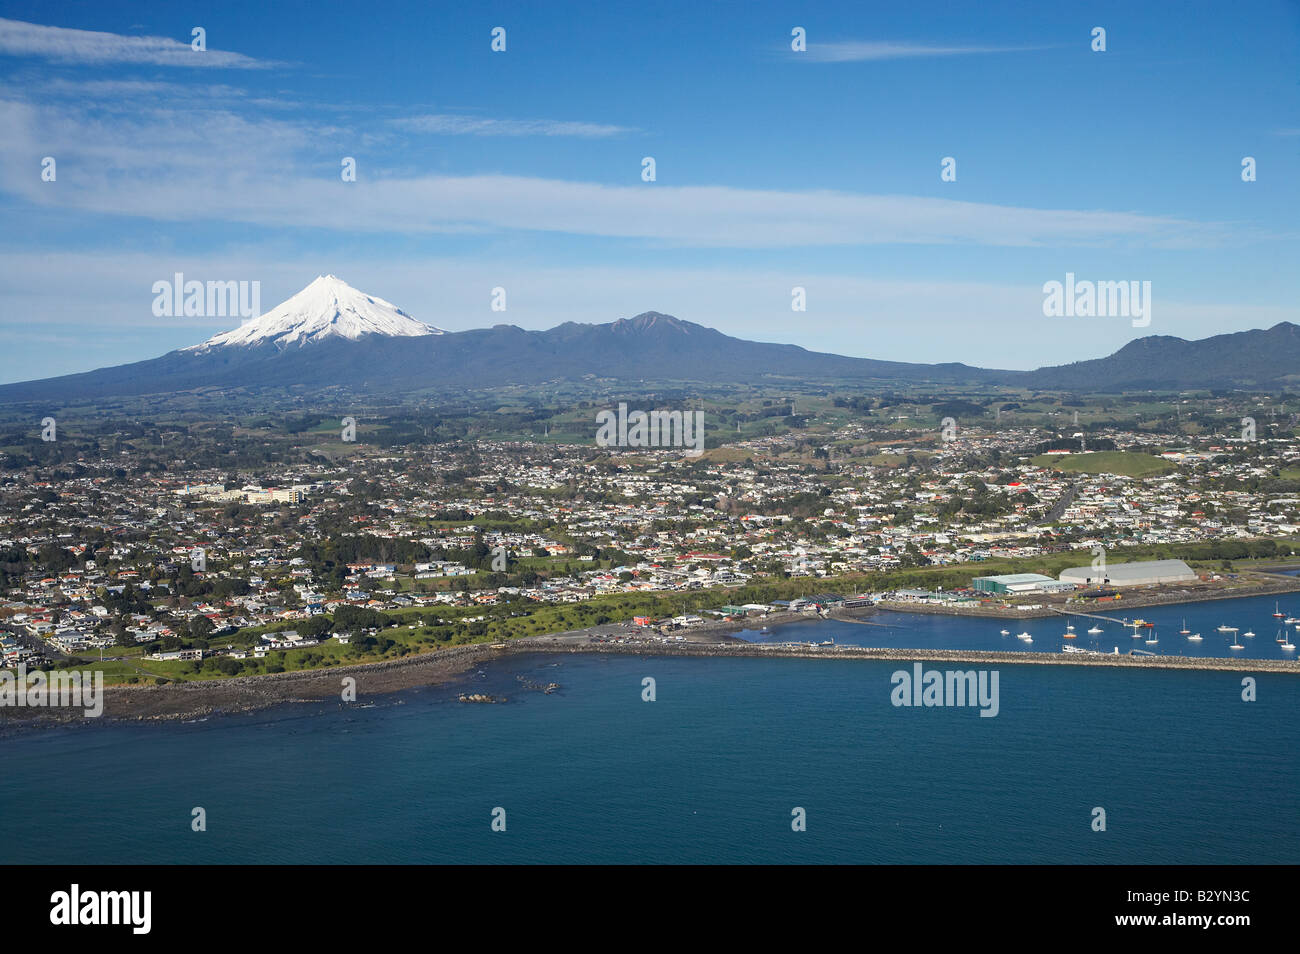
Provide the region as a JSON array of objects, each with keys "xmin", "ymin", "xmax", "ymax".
[
  {"xmin": 0, "ymin": 97, "xmax": 1233, "ymax": 249},
  {"xmin": 393, "ymin": 113, "xmax": 635, "ymax": 138},
  {"xmin": 0, "ymin": 17, "xmax": 277, "ymax": 68},
  {"xmin": 803, "ymin": 40, "xmax": 1050, "ymax": 63}
]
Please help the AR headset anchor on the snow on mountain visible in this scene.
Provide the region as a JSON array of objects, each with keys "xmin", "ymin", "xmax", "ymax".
[{"xmin": 187, "ymin": 275, "xmax": 444, "ymax": 352}]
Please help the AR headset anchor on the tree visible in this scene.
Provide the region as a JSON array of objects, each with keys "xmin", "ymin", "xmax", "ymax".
[
  {"xmin": 214, "ymin": 657, "xmax": 243, "ymax": 676},
  {"xmin": 300, "ymin": 615, "xmax": 333, "ymax": 638}
]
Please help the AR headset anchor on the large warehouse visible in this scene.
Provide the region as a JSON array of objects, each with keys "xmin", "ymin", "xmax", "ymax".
[
  {"xmin": 1058, "ymin": 559, "xmax": 1197, "ymax": 588},
  {"xmin": 972, "ymin": 573, "xmax": 1075, "ymax": 595}
]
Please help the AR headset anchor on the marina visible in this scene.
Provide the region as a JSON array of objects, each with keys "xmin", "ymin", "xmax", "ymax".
[{"xmin": 729, "ymin": 590, "xmax": 1300, "ymax": 664}]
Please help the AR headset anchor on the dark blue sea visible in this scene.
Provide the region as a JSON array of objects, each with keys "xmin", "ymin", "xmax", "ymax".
[{"xmin": 2, "ymin": 593, "xmax": 1296, "ymax": 864}]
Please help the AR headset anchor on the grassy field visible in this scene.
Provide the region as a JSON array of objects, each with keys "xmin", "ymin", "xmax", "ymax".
[{"xmin": 1031, "ymin": 451, "xmax": 1176, "ymax": 478}]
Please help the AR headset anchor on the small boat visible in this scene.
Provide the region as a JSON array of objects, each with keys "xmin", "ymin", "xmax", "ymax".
[
  {"xmin": 1273, "ymin": 602, "xmax": 1285, "ymax": 618},
  {"xmin": 1217, "ymin": 625, "xmax": 1237, "ymax": 633},
  {"xmin": 1000, "ymin": 629, "xmax": 1010, "ymax": 636},
  {"xmin": 1179, "ymin": 619, "xmax": 1190, "ymax": 635},
  {"xmin": 1229, "ymin": 638, "xmax": 1245, "ymax": 650},
  {"xmin": 1016, "ymin": 631, "xmax": 1032, "ymax": 641},
  {"xmin": 1283, "ymin": 635, "xmax": 1296, "ymax": 650},
  {"xmin": 1286, "ymin": 617, "xmax": 1299, "ymax": 625},
  {"xmin": 1088, "ymin": 625, "xmax": 1103, "ymax": 634},
  {"xmin": 1145, "ymin": 630, "xmax": 1159, "ymax": 645},
  {"xmin": 1187, "ymin": 633, "xmax": 1202, "ymax": 641},
  {"xmin": 1242, "ymin": 630, "xmax": 1255, "ymax": 638},
  {"xmin": 1278, "ymin": 630, "xmax": 1288, "ymax": 644},
  {"xmin": 1063, "ymin": 625, "xmax": 1077, "ymax": 639}
]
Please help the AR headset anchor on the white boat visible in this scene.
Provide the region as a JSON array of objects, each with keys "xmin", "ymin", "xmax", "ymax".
[
  {"xmin": 1187, "ymin": 633, "xmax": 1202, "ymax": 641},
  {"xmin": 1145, "ymin": 630, "xmax": 1159, "ymax": 645},
  {"xmin": 1088, "ymin": 625, "xmax": 1103, "ymax": 635},
  {"xmin": 1229, "ymin": 638, "xmax": 1245, "ymax": 650},
  {"xmin": 1286, "ymin": 617, "xmax": 1299, "ymax": 624},
  {"xmin": 1217, "ymin": 625, "xmax": 1237, "ymax": 633},
  {"xmin": 1016, "ymin": 631, "xmax": 1032, "ymax": 641},
  {"xmin": 1242, "ymin": 630, "xmax": 1255, "ymax": 638},
  {"xmin": 1283, "ymin": 636, "xmax": 1296, "ymax": 650},
  {"xmin": 1000, "ymin": 629, "xmax": 1009, "ymax": 636},
  {"xmin": 1179, "ymin": 619, "xmax": 1190, "ymax": 635}
]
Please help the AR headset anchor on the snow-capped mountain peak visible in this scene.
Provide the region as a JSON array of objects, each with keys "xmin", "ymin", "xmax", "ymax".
[{"xmin": 187, "ymin": 275, "xmax": 444, "ymax": 352}]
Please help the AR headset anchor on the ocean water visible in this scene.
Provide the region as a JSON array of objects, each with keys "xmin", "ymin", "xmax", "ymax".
[{"xmin": 2, "ymin": 597, "xmax": 1296, "ymax": 864}]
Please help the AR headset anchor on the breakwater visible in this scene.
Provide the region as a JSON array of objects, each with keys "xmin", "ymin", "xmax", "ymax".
[{"xmin": 507, "ymin": 638, "xmax": 1300, "ymax": 674}]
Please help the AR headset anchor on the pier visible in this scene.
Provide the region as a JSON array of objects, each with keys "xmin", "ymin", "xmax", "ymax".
[{"xmin": 1051, "ymin": 607, "xmax": 1134, "ymax": 626}]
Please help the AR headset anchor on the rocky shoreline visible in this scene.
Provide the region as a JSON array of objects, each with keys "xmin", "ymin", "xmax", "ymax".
[{"xmin": 0, "ymin": 642, "xmax": 500, "ymax": 730}]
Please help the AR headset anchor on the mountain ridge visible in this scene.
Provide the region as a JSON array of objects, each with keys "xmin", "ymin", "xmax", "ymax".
[{"xmin": 1, "ymin": 277, "xmax": 1297, "ymax": 402}]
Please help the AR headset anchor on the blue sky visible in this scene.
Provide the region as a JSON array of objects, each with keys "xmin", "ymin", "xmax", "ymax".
[{"xmin": 0, "ymin": 0, "xmax": 1297, "ymax": 381}]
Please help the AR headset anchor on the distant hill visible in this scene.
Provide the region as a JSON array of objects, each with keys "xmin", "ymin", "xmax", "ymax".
[{"xmin": 1020, "ymin": 323, "xmax": 1300, "ymax": 391}]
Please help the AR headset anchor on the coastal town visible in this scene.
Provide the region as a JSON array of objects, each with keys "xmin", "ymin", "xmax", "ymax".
[{"xmin": 4, "ymin": 410, "xmax": 1300, "ymax": 685}]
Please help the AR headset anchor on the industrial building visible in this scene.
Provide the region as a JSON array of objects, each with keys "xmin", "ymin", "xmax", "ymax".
[
  {"xmin": 1058, "ymin": 559, "xmax": 1197, "ymax": 588},
  {"xmin": 971, "ymin": 573, "xmax": 1074, "ymax": 595}
]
